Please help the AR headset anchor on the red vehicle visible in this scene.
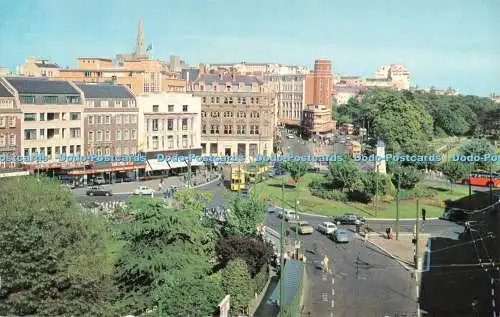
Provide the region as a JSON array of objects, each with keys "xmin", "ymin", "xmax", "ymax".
[{"xmin": 460, "ymin": 171, "xmax": 500, "ymax": 188}]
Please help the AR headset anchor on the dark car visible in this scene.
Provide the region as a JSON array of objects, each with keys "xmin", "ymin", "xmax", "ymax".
[
  {"xmin": 440, "ymin": 208, "xmax": 469, "ymax": 223},
  {"xmin": 86, "ymin": 186, "xmax": 112, "ymax": 196},
  {"xmin": 333, "ymin": 213, "xmax": 366, "ymax": 225}
]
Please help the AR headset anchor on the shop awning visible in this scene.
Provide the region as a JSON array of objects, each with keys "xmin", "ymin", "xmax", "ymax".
[
  {"xmin": 146, "ymin": 159, "xmax": 171, "ymax": 172},
  {"xmin": 67, "ymin": 164, "xmax": 146, "ymax": 175},
  {"xmin": 189, "ymin": 160, "xmax": 204, "ymax": 167},
  {"xmin": 168, "ymin": 161, "xmax": 188, "ymax": 169}
]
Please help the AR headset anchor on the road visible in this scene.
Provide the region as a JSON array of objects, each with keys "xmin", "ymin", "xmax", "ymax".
[{"xmin": 266, "ymin": 213, "xmax": 419, "ymax": 317}]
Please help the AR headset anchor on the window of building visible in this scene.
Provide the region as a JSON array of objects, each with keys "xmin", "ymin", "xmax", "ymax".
[
  {"xmin": 229, "ymin": 97, "xmax": 233, "ymax": 104},
  {"xmin": 96, "ymin": 147, "xmax": 102, "ymax": 155},
  {"xmin": 167, "ymin": 136, "xmax": 174, "ymax": 149},
  {"xmin": 115, "ymin": 100, "xmax": 122, "ymax": 107},
  {"xmin": 131, "ymin": 129, "xmax": 137, "ymax": 140},
  {"xmin": 66, "ymin": 96, "xmax": 80, "ymax": 104},
  {"xmin": 20, "ymin": 96, "xmax": 35, "ymax": 104},
  {"xmin": 223, "ymin": 125, "xmax": 233, "ymax": 135},
  {"xmin": 224, "ymin": 111, "xmax": 233, "ymax": 118},
  {"xmin": 105, "ymin": 146, "xmax": 110, "ymax": 155},
  {"xmin": 94, "ymin": 115, "xmax": 102, "ymax": 124},
  {"xmin": 88, "ymin": 131, "xmax": 94, "ymax": 141},
  {"xmin": 152, "ymin": 119, "xmax": 159, "ymax": 131},
  {"xmin": 0, "ymin": 135, "xmax": 4, "ymax": 146},
  {"xmin": 24, "ymin": 113, "xmax": 36, "ymax": 121},
  {"xmin": 251, "ymin": 111, "xmax": 260, "ymax": 118},
  {"xmin": 202, "ymin": 97, "xmax": 206, "ymax": 103},
  {"xmin": 0, "ymin": 117, "xmax": 4, "ymax": 127},
  {"xmin": 250, "ymin": 97, "xmax": 254, "ymax": 104},
  {"xmin": 9, "ymin": 134, "xmax": 15, "ymax": 146},
  {"xmin": 237, "ymin": 111, "xmax": 246, "ymax": 118},
  {"xmin": 201, "ymin": 143, "xmax": 206, "ymax": 154},
  {"xmin": 131, "ymin": 115, "xmax": 137, "ymax": 124},
  {"xmin": 167, "ymin": 119, "xmax": 173, "ymax": 131},
  {"xmin": 210, "ymin": 125, "xmax": 219, "ymax": 134},
  {"xmin": 153, "ymin": 105, "xmax": 159, "ymax": 112},
  {"xmin": 255, "ymin": 97, "xmax": 259, "ymax": 104},
  {"xmin": 42, "ymin": 96, "xmax": 58, "ymax": 104},
  {"xmin": 182, "ymin": 105, "xmax": 188, "ymax": 112},
  {"xmin": 128, "ymin": 100, "xmax": 135, "ymax": 107},
  {"xmin": 116, "ymin": 130, "xmax": 121, "ymax": 140},
  {"xmin": 236, "ymin": 125, "xmax": 246, "ymax": 135},
  {"xmin": 103, "ymin": 115, "xmax": 110, "ymax": 124},
  {"xmin": 70, "ymin": 128, "xmax": 81, "ymax": 138},
  {"xmin": 123, "ymin": 129, "xmax": 129, "ymax": 140},
  {"xmin": 116, "ymin": 115, "xmax": 122, "ymax": 124},
  {"xmin": 210, "ymin": 111, "xmax": 220, "ymax": 117},
  {"xmin": 241, "ymin": 97, "xmax": 247, "ymax": 104},
  {"xmin": 123, "ymin": 115, "xmax": 129, "ymax": 124},
  {"xmin": 70, "ymin": 112, "xmax": 80, "ymax": 120},
  {"xmin": 86, "ymin": 100, "xmax": 94, "ymax": 107},
  {"xmin": 182, "ymin": 135, "xmax": 188, "ymax": 148},
  {"xmin": 105, "ymin": 130, "xmax": 111, "ymax": 141},
  {"xmin": 201, "ymin": 111, "xmax": 207, "ymax": 117},
  {"xmin": 224, "ymin": 97, "xmax": 228, "ymax": 104},
  {"xmin": 202, "ymin": 124, "xmax": 207, "ymax": 134},
  {"xmin": 168, "ymin": 104, "xmax": 174, "ymax": 112},
  {"xmin": 96, "ymin": 130, "xmax": 103, "ymax": 141},
  {"xmin": 115, "ymin": 147, "xmax": 121, "ymax": 155},
  {"xmin": 152, "ymin": 136, "xmax": 159, "ymax": 150},
  {"xmin": 24, "ymin": 129, "xmax": 36, "ymax": 140},
  {"xmin": 182, "ymin": 118, "xmax": 188, "ymax": 130}
]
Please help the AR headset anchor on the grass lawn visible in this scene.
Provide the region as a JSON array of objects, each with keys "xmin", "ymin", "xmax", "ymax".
[{"xmin": 253, "ymin": 173, "xmax": 469, "ymax": 219}]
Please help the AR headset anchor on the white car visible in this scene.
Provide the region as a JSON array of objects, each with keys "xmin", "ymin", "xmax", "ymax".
[
  {"xmin": 278, "ymin": 209, "xmax": 299, "ymax": 221},
  {"xmin": 287, "ymin": 134, "xmax": 295, "ymax": 139},
  {"xmin": 317, "ymin": 221, "xmax": 338, "ymax": 235},
  {"xmin": 134, "ymin": 186, "xmax": 154, "ymax": 195}
]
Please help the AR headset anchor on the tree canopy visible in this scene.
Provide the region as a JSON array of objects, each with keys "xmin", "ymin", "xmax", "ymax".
[
  {"xmin": 283, "ymin": 161, "xmax": 311, "ymax": 184},
  {"xmin": 0, "ymin": 176, "xmax": 117, "ymax": 316},
  {"xmin": 327, "ymin": 158, "xmax": 363, "ymax": 193},
  {"xmin": 439, "ymin": 161, "xmax": 472, "ymax": 192}
]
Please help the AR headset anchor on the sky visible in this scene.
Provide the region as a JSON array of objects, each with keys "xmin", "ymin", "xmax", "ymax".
[{"xmin": 0, "ymin": 0, "xmax": 499, "ymax": 96}]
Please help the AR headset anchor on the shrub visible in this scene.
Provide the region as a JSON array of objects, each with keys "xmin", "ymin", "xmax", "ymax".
[
  {"xmin": 310, "ymin": 188, "xmax": 346, "ymax": 201},
  {"xmin": 253, "ymin": 266, "xmax": 269, "ymax": 294},
  {"xmin": 397, "ymin": 186, "xmax": 436, "ymax": 200}
]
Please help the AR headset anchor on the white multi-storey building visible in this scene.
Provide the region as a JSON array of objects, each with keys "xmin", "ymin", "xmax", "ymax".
[
  {"xmin": 266, "ymin": 74, "xmax": 306, "ymax": 126},
  {"xmin": 136, "ymin": 92, "xmax": 202, "ymax": 171}
]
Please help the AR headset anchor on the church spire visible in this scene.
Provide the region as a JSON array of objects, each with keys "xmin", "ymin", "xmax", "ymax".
[{"xmin": 134, "ymin": 17, "xmax": 146, "ymax": 58}]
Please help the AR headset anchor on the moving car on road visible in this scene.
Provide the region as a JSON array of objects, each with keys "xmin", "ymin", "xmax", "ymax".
[
  {"xmin": 293, "ymin": 221, "xmax": 314, "ymax": 235},
  {"xmin": 278, "ymin": 209, "xmax": 299, "ymax": 221},
  {"xmin": 333, "ymin": 213, "xmax": 366, "ymax": 225},
  {"xmin": 86, "ymin": 186, "xmax": 112, "ymax": 196},
  {"xmin": 329, "ymin": 229, "xmax": 349, "ymax": 243},
  {"xmin": 317, "ymin": 221, "xmax": 338, "ymax": 235},
  {"xmin": 134, "ymin": 186, "xmax": 154, "ymax": 196}
]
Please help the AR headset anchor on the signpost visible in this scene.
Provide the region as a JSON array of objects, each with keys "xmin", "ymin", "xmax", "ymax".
[{"xmin": 218, "ymin": 295, "xmax": 230, "ymax": 317}]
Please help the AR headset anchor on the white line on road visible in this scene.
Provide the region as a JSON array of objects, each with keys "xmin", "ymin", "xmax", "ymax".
[
  {"xmin": 321, "ymin": 293, "xmax": 328, "ymax": 302},
  {"xmin": 322, "ymin": 274, "xmax": 328, "ymax": 281},
  {"xmin": 332, "ymin": 289, "xmax": 335, "ymax": 296},
  {"xmin": 331, "ymin": 299, "xmax": 334, "ymax": 308},
  {"xmin": 330, "ymin": 313, "xmax": 333, "ymax": 317},
  {"xmin": 332, "ymin": 278, "xmax": 335, "ymax": 285}
]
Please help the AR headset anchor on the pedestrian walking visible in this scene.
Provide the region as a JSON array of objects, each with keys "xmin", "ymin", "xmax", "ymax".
[{"xmin": 422, "ymin": 208, "xmax": 426, "ymax": 221}]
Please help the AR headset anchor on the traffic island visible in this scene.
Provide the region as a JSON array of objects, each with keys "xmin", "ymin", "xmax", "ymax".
[{"xmin": 365, "ymin": 233, "xmax": 430, "ymax": 270}]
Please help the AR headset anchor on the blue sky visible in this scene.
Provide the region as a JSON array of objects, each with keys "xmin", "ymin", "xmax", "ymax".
[{"xmin": 0, "ymin": 0, "xmax": 498, "ymax": 96}]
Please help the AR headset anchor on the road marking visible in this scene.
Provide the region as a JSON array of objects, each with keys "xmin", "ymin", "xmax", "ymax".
[
  {"xmin": 332, "ymin": 288, "xmax": 335, "ymax": 296},
  {"xmin": 358, "ymin": 276, "xmax": 367, "ymax": 280},
  {"xmin": 331, "ymin": 313, "xmax": 334, "ymax": 317},
  {"xmin": 321, "ymin": 293, "xmax": 328, "ymax": 302},
  {"xmin": 322, "ymin": 274, "xmax": 328, "ymax": 281},
  {"xmin": 332, "ymin": 278, "xmax": 334, "ymax": 285},
  {"xmin": 331, "ymin": 299, "xmax": 335, "ymax": 308}
]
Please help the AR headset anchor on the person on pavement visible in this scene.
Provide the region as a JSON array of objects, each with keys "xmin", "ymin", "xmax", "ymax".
[{"xmin": 422, "ymin": 208, "xmax": 426, "ymax": 221}]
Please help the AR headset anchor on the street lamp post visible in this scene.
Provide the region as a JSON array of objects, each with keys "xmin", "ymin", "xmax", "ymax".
[
  {"xmin": 395, "ymin": 172, "xmax": 401, "ymax": 240},
  {"xmin": 279, "ymin": 174, "xmax": 285, "ymax": 316}
]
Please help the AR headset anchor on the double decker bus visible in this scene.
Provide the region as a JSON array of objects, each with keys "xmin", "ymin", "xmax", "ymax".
[{"xmin": 460, "ymin": 171, "xmax": 500, "ymax": 188}]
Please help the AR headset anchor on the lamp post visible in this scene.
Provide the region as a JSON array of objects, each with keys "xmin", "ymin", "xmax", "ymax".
[
  {"xmin": 279, "ymin": 174, "xmax": 285, "ymax": 315},
  {"xmin": 395, "ymin": 172, "xmax": 400, "ymax": 240},
  {"xmin": 375, "ymin": 161, "xmax": 379, "ymax": 217}
]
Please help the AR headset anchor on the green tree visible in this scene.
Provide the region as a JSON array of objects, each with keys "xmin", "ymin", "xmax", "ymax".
[
  {"xmin": 221, "ymin": 259, "xmax": 254, "ymax": 316},
  {"xmin": 225, "ymin": 194, "xmax": 267, "ymax": 237},
  {"xmin": 113, "ymin": 196, "xmax": 217, "ymax": 314},
  {"xmin": 371, "ymin": 90, "xmax": 433, "ymax": 155},
  {"xmin": 0, "ymin": 176, "xmax": 117, "ymax": 316},
  {"xmin": 284, "ymin": 161, "xmax": 311, "ymax": 185},
  {"xmin": 459, "ymin": 139, "xmax": 496, "ymax": 170},
  {"xmin": 439, "ymin": 161, "xmax": 472, "ymax": 192},
  {"xmin": 361, "ymin": 171, "xmax": 387, "ymax": 199},
  {"xmin": 174, "ymin": 188, "xmax": 213, "ymax": 211},
  {"xmin": 391, "ymin": 166, "xmax": 422, "ymax": 189},
  {"xmin": 328, "ymin": 158, "xmax": 363, "ymax": 192},
  {"xmin": 153, "ymin": 270, "xmax": 223, "ymax": 317}
]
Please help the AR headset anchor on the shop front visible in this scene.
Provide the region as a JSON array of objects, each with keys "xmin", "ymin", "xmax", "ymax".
[
  {"xmin": 144, "ymin": 148, "xmax": 205, "ymax": 176},
  {"xmin": 24, "ymin": 161, "xmax": 93, "ymax": 187},
  {"xmin": 66, "ymin": 161, "xmax": 147, "ymax": 185}
]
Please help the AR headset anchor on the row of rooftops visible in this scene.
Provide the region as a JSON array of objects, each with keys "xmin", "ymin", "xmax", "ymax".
[
  {"xmin": 0, "ymin": 77, "xmax": 134, "ymax": 99},
  {"xmin": 192, "ymin": 74, "xmax": 264, "ymax": 85}
]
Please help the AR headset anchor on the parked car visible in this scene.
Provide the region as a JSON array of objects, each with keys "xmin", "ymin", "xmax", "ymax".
[
  {"xmin": 117, "ymin": 176, "xmax": 135, "ymax": 183},
  {"xmin": 134, "ymin": 186, "xmax": 154, "ymax": 195},
  {"xmin": 329, "ymin": 229, "xmax": 349, "ymax": 243},
  {"xmin": 317, "ymin": 221, "xmax": 338, "ymax": 235},
  {"xmin": 287, "ymin": 134, "xmax": 295, "ymax": 139},
  {"xmin": 86, "ymin": 186, "xmax": 112, "ymax": 196},
  {"xmin": 333, "ymin": 214, "xmax": 366, "ymax": 225},
  {"xmin": 278, "ymin": 209, "xmax": 299, "ymax": 221},
  {"xmin": 92, "ymin": 176, "xmax": 106, "ymax": 185},
  {"xmin": 294, "ymin": 221, "xmax": 314, "ymax": 235}
]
